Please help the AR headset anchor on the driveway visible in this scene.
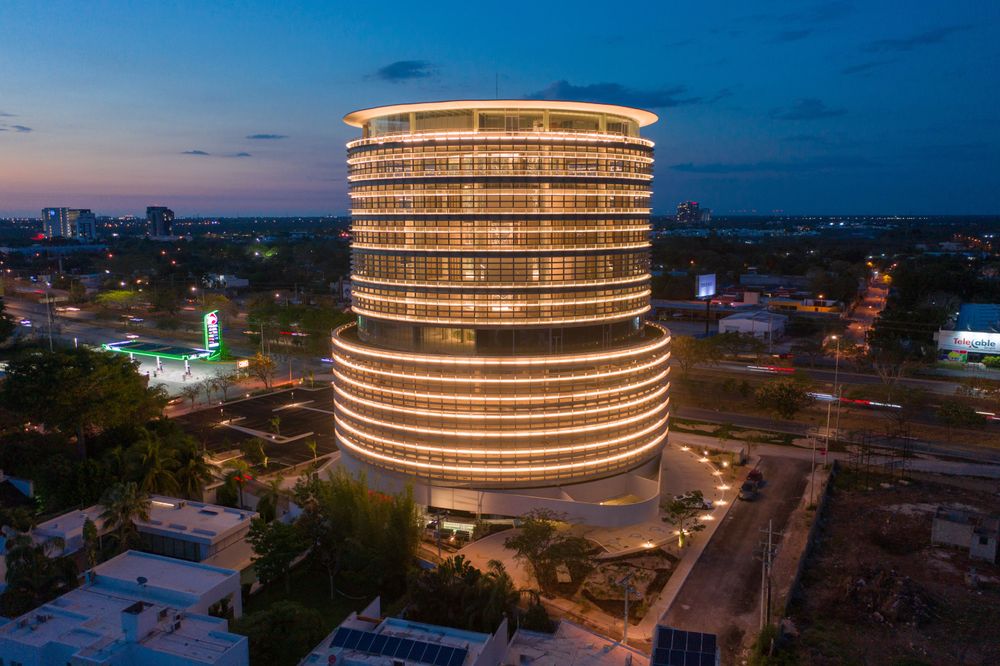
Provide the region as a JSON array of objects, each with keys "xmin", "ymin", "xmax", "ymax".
[{"xmin": 661, "ymin": 456, "xmax": 810, "ymax": 658}]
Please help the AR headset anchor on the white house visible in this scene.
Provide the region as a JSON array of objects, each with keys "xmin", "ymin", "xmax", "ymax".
[{"xmin": 932, "ymin": 507, "xmax": 999, "ymax": 563}]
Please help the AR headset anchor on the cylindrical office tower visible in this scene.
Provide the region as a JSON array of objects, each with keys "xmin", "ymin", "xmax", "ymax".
[{"xmin": 334, "ymin": 101, "xmax": 669, "ymax": 521}]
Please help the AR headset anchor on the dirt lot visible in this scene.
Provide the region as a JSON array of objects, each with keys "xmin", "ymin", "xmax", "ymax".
[{"xmin": 786, "ymin": 470, "xmax": 1000, "ymax": 665}]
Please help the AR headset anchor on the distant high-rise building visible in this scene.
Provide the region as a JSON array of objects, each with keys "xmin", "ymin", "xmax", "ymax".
[
  {"xmin": 41, "ymin": 207, "xmax": 97, "ymax": 239},
  {"xmin": 146, "ymin": 206, "xmax": 174, "ymax": 236},
  {"xmin": 74, "ymin": 209, "xmax": 97, "ymax": 239},
  {"xmin": 42, "ymin": 207, "xmax": 70, "ymax": 238},
  {"xmin": 676, "ymin": 201, "xmax": 704, "ymax": 224}
]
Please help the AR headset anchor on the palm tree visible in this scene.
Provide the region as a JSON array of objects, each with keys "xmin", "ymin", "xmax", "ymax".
[
  {"xmin": 305, "ymin": 438, "xmax": 318, "ymax": 460},
  {"xmin": 255, "ymin": 475, "xmax": 285, "ymax": 522},
  {"xmin": 2, "ymin": 534, "xmax": 78, "ymax": 616},
  {"xmin": 269, "ymin": 416, "xmax": 281, "ymax": 437},
  {"xmin": 175, "ymin": 445, "xmax": 214, "ymax": 500},
  {"xmin": 99, "ymin": 482, "xmax": 151, "ymax": 554},
  {"xmin": 136, "ymin": 437, "xmax": 180, "ymax": 495},
  {"xmin": 224, "ymin": 459, "xmax": 252, "ymax": 509}
]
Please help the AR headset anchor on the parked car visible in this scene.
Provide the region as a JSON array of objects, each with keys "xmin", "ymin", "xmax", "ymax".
[
  {"xmin": 747, "ymin": 468, "xmax": 765, "ymax": 486},
  {"xmin": 738, "ymin": 481, "xmax": 759, "ymax": 501}
]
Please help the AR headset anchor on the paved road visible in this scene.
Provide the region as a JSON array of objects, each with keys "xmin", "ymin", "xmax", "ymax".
[
  {"xmin": 662, "ymin": 457, "xmax": 810, "ymax": 654},
  {"xmin": 675, "ymin": 405, "xmax": 1000, "ymax": 465}
]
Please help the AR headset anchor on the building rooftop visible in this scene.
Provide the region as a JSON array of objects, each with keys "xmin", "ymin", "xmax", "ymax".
[
  {"xmin": 955, "ymin": 303, "xmax": 1000, "ymax": 333},
  {"xmin": 344, "ymin": 100, "xmax": 658, "ymax": 127},
  {"xmin": 301, "ymin": 598, "xmax": 501, "ymax": 666},
  {"xmin": 720, "ymin": 310, "xmax": 788, "ymax": 323},
  {"xmin": 505, "ymin": 620, "xmax": 650, "ymax": 666},
  {"xmin": 33, "ymin": 495, "xmax": 256, "ymax": 553},
  {"xmin": 0, "ymin": 551, "xmax": 245, "ymax": 664}
]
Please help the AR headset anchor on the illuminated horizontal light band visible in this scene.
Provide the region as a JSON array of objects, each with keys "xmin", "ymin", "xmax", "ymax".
[
  {"xmin": 351, "ymin": 289, "xmax": 650, "ymax": 309},
  {"xmin": 332, "ymin": 368, "xmax": 670, "ymax": 403},
  {"xmin": 350, "ymin": 209, "xmax": 652, "ymax": 216},
  {"xmin": 332, "ymin": 352, "xmax": 668, "ymax": 385},
  {"xmin": 336, "ymin": 397, "xmax": 666, "ymax": 438},
  {"xmin": 347, "ymin": 151, "xmax": 654, "ymax": 165},
  {"xmin": 350, "ymin": 190, "xmax": 649, "ymax": 199},
  {"xmin": 349, "ymin": 274, "xmax": 652, "ymax": 290},
  {"xmin": 333, "ymin": 323, "xmax": 668, "ymax": 365},
  {"xmin": 350, "ymin": 242, "xmax": 651, "ymax": 253},
  {"xmin": 336, "ymin": 414, "xmax": 668, "ymax": 457},
  {"xmin": 334, "ymin": 387, "xmax": 670, "ymax": 428},
  {"xmin": 336, "ymin": 428, "xmax": 667, "ymax": 474},
  {"xmin": 350, "ymin": 304, "xmax": 650, "ymax": 326},
  {"xmin": 347, "ymin": 131, "xmax": 654, "ymax": 149},
  {"xmin": 350, "ymin": 226, "xmax": 651, "ymax": 234}
]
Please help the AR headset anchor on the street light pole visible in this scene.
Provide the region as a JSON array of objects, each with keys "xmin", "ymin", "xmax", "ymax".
[{"xmin": 617, "ymin": 572, "xmax": 634, "ymax": 646}]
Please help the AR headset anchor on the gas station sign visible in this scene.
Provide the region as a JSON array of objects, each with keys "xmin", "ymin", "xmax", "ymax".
[{"xmin": 204, "ymin": 310, "xmax": 221, "ymax": 355}]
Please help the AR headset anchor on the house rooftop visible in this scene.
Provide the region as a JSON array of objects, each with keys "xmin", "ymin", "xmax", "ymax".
[
  {"xmin": 506, "ymin": 620, "xmax": 650, "ymax": 666},
  {"xmin": 0, "ymin": 551, "xmax": 244, "ymax": 663}
]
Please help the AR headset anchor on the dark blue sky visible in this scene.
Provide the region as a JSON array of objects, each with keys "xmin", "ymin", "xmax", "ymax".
[{"xmin": 1, "ymin": 0, "xmax": 997, "ymax": 216}]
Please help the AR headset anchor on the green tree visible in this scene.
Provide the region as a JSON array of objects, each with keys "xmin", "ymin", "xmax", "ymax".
[
  {"xmin": 175, "ymin": 442, "xmax": 214, "ymax": 500},
  {"xmin": 1, "ymin": 534, "xmax": 79, "ymax": 616},
  {"xmin": 305, "ymin": 438, "xmax": 318, "ymax": 460},
  {"xmin": 247, "ymin": 517, "xmax": 306, "ymax": 593},
  {"xmin": 406, "ymin": 556, "xmax": 518, "ymax": 634},
  {"xmin": 671, "ymin": 335, "xmax": 705, "ymax": 377},
  {"xmin": 662, "ymin": 490, "xmax": 708, "ymax": 547},
  {"xmin": 754, "ymin": 379, "xmax": 815, "ymax": 420},
  {"xmin": 130, "ymin": 434, "xmax": 180, "ymax": 495},
  {"xmin": 99, "ymin": 482, "xmax": 151, "ymax": 554},
  {"xmin": 0, "ymin": 348, "xmax": 167, "ymax": 456},
  {"xmin": 230, "ymin": 601, "xmax": 327, "ymax": 666},
  {"xmin": 0, "ymin": 296, "xmax": 16, "ymax": 344},
  {"xmin": 180, "ymin": 384, "xmax": 201, "ymax": 411},
  {"xmin": 292, "ymin": 470, "xmax": 421, "ymax": 599},
  {"xmin": 255, "ymin": 475, "xmax": 285, "ymax": 522},
  {"xmin": 937, "ymin": 400, "xmax": 987, "ymax": 439},
  {"xmin": 223, "ymin": 458, "xmax": 253, "ymax": 508},
  {"xmin": 248, "ymin": 352, "xmax": 277, "ymax": 389},
  {"xmin": 82, "ymin": 517, "xmax": 100, "ymax": 570},
  {"xmin": 95, "ymin": 289, "xmax": 140, "ymax": 311},
  {"xmin": 504, "ymin": 509, "xmax": 593, "ymax": 593},
  {"xmin": 214, "ymin": 371, "xmax": 238, "ymax": 401}
]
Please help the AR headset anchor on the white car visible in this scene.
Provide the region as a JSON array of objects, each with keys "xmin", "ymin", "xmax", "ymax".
[{"xmin": 125, "ymin": 333, "xmax": 140, "ymax": 339}]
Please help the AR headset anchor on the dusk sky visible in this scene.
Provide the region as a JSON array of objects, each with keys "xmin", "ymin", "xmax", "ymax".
[{"xmin": 1, "ymin": 1, "xmax": 997, "ymax": 217}]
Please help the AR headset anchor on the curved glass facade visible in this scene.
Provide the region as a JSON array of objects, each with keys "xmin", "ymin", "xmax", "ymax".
[{"xmin": 335, "ymin": 101, "xmax": 670, "ymax": 489}]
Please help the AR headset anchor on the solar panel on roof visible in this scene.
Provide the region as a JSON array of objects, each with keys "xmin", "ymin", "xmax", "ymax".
[
  {"xmin": 448, "ymin": 647, "xmax": 468, "ymax": 666},
  {"xmin": 396, "ymin": 637, "xmax": 415, "ymax": 659},
  {"xmin": 422, "ymin": 644, "xmax": 441, "ymax": 664},
  {"xmin": 343, "ymin": 628, "xmax": 362, "ymax": 650},
  {"xmin": 409, "ymin": 641, "xmax": 428, "ymax": 662},
  {"xmin": 382, "ymin": 635, "xmax": 401, "ymax": 656},
  {"xmin": 331, "ymin": 627, "xmax": 350, "ymax": 648},
  {"xmin": 356, "ymin": 631, "xmax": 376, "ymax": 652},
  {"xmin": 434, "ymin": 646, "xmax": 455, "ymax": 666},
  {"xmin": 369, "ymin": 633, "xmax": 388, "ymax": 654},
  {"xmin": 651, "ymin": 625, "xmax": 718, "ymax": 666}
]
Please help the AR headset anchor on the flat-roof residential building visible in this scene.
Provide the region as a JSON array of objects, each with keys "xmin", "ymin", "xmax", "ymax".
[
  {"xmin": 300, "ymin": 597, "xmax": 508, "ymax": 666},
  {"xmin": 31, "ymin": 496, "xmax": 257, "ymax": 571},
  {"xmin": 932, "ymin": 506, "xmax": 999, "ymax": 563},
  {"xmin": 147, "ymin": 206, "xmax": 175, "ymax": 237},
  {"xmin": 0, "ymin": 550, "xmax": 247, "ymax": 665}
]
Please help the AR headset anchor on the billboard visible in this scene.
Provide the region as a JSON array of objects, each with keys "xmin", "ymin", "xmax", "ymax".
[
  {"xmin": 203, "ymin": 310, "xmax": 221, "ymax": 354},
  {"xmin": 696, "ymin": 273, "xmax": 717, "ymax": 299},
  {"xmin": 937, "ymin": 330, "xmax": 1000, "ymax": 354}
]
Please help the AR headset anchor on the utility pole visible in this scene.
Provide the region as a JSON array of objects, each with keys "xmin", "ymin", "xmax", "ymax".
[
  {"xmin": 45, "ymin": 282, "xmax": 54, "ymax": 352},
  {"xmin": 757, "ymin": 520, "xmax": 781, "ymax": 631},
  {"xmin": 617, "ymin": 572, "xmax": 634, "ymax": 646}
]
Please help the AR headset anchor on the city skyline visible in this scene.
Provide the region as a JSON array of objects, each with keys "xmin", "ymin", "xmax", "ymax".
[{"xmin": 1, "ymin": 1, "xmax": 998, "ymax": 216}]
